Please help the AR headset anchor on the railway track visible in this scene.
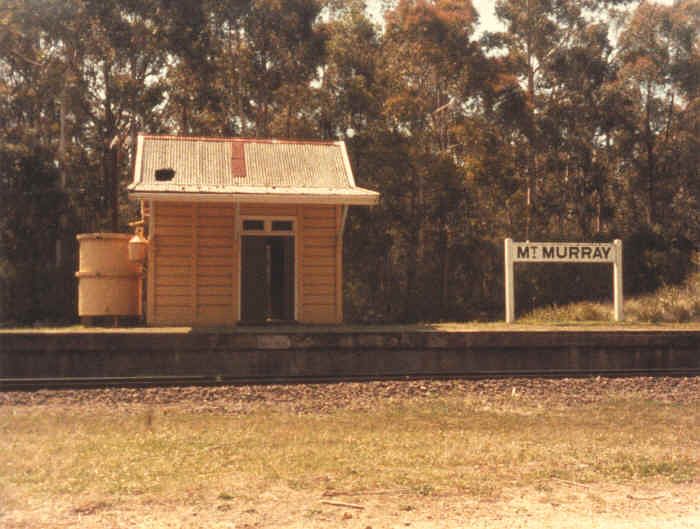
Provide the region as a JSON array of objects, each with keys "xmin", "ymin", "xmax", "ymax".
[{"xmin": 3, "ymin": 367, "xmax": 699, "ymax": 391}]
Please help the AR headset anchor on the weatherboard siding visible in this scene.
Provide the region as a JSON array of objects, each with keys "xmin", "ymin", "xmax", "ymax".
[
  {"xmin": 300, "ymin": 205, "xmax": 340, "ymax": 324},
  {"xmin": 196, "ymin": 203, "xmax": 236, "ymax": 325},
  {"xmin": 150, "ymin": 202, "xmax": 235, "ymax": 325},
  {"xmin": 239, "ymin": 204, "xmax": 298, "ymax": 217},
  {"xmin": 148, "ymin": 201, "xmax": 342, "ymax": 325},
  {"xmin": 152, "ymin": 202, "xmax": 195, "ymax": 325}
]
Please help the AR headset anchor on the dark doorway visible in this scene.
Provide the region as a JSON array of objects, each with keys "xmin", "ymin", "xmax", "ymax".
[{"xmin": 241, "ymin": 236, "xmax": 294, "ymax": 322}]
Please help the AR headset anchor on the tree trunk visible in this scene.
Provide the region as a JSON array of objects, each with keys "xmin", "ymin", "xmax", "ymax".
[
  {"xmin": 644, "ymin": 83, "xmax": 655, "ymax": 225},
  {"xmin": 406, "ymin": 164, "xmax": 422, "ymax": 321},
  {"xmin": 102, "ymin": 60, "xmax": 119, "ymax": 232},
  {"xmin": 107, "ymin": 148, "xmax": 119, "ymax": 232},
  {"xmin": 59, "ymin": 80, "xmax": 68, "ymax": 189},
  {"xmin": 525, "ymin": 0, "xmax": 536, "ymax": 240},
  {"xmin": 181, "ymin": 101, "xmax": 189, "ymax": 134},
  {"xmin": 597, "ymin": 135, "xmax": 612, "ymax": 234},
  {"xmin": 440, "ymin": 224, "xmax": 450, "ymax": 319}
]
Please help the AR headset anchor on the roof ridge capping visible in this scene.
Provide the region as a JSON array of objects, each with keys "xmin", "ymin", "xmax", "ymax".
[{"xmin": 138, "ymin": 132, "xmax": 342, "ymax": 146}]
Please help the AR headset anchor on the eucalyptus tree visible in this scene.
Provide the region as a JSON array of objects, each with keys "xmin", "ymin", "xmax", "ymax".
[
  {"xmin": 315, "ymin": 0, "xmax": 382, "ymax": 139},
  {"xmin": 155, "ymin": 0, "xmax": 247, "ymax": 135},
  {"xmin": 490, "ymin": 0, "xmax": 629, "ymax": 239},
  {"xmin": 537, "ymin": 20, "xmax": 622, "ymax": 238},
  {"xmin": 616, "ymin": 0, "xmax": 700, "ymax": 228},
  {"xmin": 238, "ymin": 0, "xmax": 325, "ymax": 137},
  {"xmin": 373, "ymin": 0, "xmax": 484, "ymax": 319},
  {"xmin": 0, "ymin": 1, "xmax": 72, "ymax": 321},
  {"xmin": 33, "ymin": 0, "xmax": 168, "ymax": 232}
]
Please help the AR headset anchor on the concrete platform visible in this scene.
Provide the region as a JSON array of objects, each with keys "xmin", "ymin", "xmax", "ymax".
[{"xmin": 1, "ymin": 326, "xmax": 699, "ymax": 388}]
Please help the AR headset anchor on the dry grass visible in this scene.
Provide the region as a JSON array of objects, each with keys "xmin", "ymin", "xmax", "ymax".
[
  {"xmin": 522, "ymin": 272, "xmax": 700, "ymax": 324},
  {"xmin": 1, "ymin": 391, "xmax": 697, "ymax": 511},
  {"xmin": 5, "ymin": 321, "xmax": 700, "ymax": 335}
]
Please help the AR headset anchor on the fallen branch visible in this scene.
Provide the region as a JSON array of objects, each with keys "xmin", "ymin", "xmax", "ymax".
[
  {"xmin": 323, "ymin": 488, "xmax": 409, "ymax": 497},
  {"xmin": 627, "ymin": 494, "xmax": 666, "ymax": 501},
  {"xmin": 9, "ymin": 48, "xmax": 42, "ymax": 67},
  {"xmin": 550, "ymin": 477, "xmax": 591, "ymax": 489},
  {"xmin": 320, "ymin": 500, "xmax": 364, "ymax": 510}
]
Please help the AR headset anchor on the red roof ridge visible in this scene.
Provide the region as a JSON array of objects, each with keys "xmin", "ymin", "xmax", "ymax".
[{"xmin": 139, "ymin": 133, "xmax": 341, "ymax": 146}]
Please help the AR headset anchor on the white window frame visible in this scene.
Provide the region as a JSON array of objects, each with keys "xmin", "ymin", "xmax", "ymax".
[{"xmin": 240, "ymin": 217, "xmax": 295, "ymax": 235}]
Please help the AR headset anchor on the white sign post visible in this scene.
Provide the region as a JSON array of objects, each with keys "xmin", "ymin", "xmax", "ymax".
[{"xmin": 504, "ymin": 239, "xmax": 623, "ymax": 323}]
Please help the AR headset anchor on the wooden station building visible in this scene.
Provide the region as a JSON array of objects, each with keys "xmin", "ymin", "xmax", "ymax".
[{"xmin": 128, "ymin": 134, "xmax": 379, "ymax": 326}]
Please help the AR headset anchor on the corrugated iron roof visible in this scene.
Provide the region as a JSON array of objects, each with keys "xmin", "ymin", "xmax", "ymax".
[
  {"xmin": 244, "ymin": 142, "xmax": 347, "ymax": 187},
  {"xmin": 129, "ymin": 135, "xmax": 375, "ymax": 198}
]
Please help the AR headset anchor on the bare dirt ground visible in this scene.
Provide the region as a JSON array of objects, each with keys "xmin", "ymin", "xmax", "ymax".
[
  {"xmin": 3, "ymin": 481, "xmax": 699, "ymax": 529},
  {"xmin": 2, "ymin": 377, "xmax": 699, "ymax": 529}
]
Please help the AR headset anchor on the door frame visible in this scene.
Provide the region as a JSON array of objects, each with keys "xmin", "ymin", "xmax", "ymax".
[{"xmin": 237, "ymin": 216, "xmax": 298, "ymax": 322}]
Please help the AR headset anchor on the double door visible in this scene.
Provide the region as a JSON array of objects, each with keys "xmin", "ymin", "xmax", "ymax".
[{"xmin": 241, "ymin": 235, "xmax": 294, "ymax": 322}]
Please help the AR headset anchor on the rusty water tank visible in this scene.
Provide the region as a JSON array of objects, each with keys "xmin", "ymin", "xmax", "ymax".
[{"xmin": 75, "ymin": 233, "xmax": 143, "ymax": 317}]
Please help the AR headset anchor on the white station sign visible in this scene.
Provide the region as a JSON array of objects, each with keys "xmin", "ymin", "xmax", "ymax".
[
  {"xmin": 512, "ymin": 242, "xmax": 615, "ymax": 263},
  {"xmin": 504, "ymin": 239, "xmax": 623, "ymax": 323}
]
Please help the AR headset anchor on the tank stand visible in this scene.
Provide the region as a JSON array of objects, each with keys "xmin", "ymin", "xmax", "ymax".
[{"xmin": 80, "ymin": 316, "xmax": 122, "ymax": 327}]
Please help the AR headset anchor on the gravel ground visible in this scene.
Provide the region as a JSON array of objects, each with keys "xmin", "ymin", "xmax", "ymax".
[{"xmin": 2, "ymin": 376, "xmax": 698, "ymax": 413}]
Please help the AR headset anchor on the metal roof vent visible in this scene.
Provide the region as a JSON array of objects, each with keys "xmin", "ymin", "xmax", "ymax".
[{"xmin": 155, "ymin": 168, "xmax": 175, "ymax": 181}]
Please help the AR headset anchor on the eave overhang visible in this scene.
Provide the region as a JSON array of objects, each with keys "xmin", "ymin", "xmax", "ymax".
[{"xmin": 129, "ymin": 189, "xmax": 380, "ymax": 206}]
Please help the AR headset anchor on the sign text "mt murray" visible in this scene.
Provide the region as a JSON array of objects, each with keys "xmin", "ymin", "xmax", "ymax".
[{"xmin": 512, "ymin": 242, "xmax": 615, "ymax": 263}]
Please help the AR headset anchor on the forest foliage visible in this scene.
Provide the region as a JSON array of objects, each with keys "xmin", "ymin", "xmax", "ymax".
[{"xmin": 1, "ymin": 0, "xmax": 698, "ymax": 324}]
